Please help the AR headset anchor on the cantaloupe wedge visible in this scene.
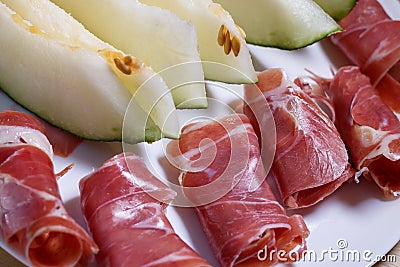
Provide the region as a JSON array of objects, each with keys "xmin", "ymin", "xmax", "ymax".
[
  {"xmin": 50, "ymin": 0, "xmax": 207, "ymax": 109},
  {"xmin": 139, "ymin": 0, "xmax": 257, "ymax": 84},
  {"xmin": 0, "ymin": 0, "xmax": 179, "ymax": 142}
]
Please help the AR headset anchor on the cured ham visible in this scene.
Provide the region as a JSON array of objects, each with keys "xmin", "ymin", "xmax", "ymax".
[
  {"xmin": 330, "ymin": 0, "xmax": 400, "ymax": 112},
  {"xmin": 0, "ymin": 110, "xmax": 98, "ymax": 267},
  {"xmin": 41, "ymin": 120, "xmax": 82, "ymax": 158},
  {"xmin": 0, "ymin": 101, "xmax": 82, "ymax": 156},
  {"xmin": 243, "ymin": 69, "xmax": 354, "ymax": 209},
  {"xmin": 167, "ymin": 114, "xmax": 309, "ymax": 267},
  {"xmin": 320, "ymin": 66, "xmax": 400, "ymax": 197},
  {"xmin": 79, "ymin": 152, "xmax": 210, "ymax": 267}
]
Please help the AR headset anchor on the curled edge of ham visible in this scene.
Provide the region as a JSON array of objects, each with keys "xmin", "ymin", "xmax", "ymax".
[
  {"xmin": 330, "ymin": 0, "xmax": 400, "ymax": 113},
  {"xmin": 244, "ymin": 69, "xmax": 355, "ymax": 209},
  {"xmin": 0, "ymin": 125, "xmax": 53, "ymax": 159},
  {"xmin": 41, "ymin": 119, "xmax": 83, "ymax": 158},
  {"xmin": 0, "ymin": 106, "xmax": 82, "ymax": 158},
  {"xmin": 0, "ymin": 111, "xmax": 75, "ymax": 178},
  {"xmin": 0, "ymin": 110, "xmax": 53, "ymax": 159},
  {"xmin": 317, "ymin": 66, "xmax": 400, "ymax": 198},
  {"xmin": 0, "ymin": 110, "xmax": 99, "ymax": 267}
]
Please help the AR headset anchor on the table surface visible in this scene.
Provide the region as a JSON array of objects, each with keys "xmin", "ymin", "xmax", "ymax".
[{"xmin": 1, "ymin": 241, "xmax": 399, "ymax": 266}]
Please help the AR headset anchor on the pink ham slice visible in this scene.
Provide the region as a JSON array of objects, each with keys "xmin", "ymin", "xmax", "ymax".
[
  {"xmin": 0, "ymin": 102, "xmax": 82, "ymax": 157},
  {"xmin": 79, "ymin": 152, "xmax": 210, "ymax": 267},
  {"xmin": 41, "ymin": 120, "xmax": 82, "ymax": 158},
  {"xmin": 244, "ymin": 69, "xmax": 354, "ymax": 209},
  {"xmin": 0, "ymin": 110, "xmax": 45, "ymax": 132},
  {"xmin": 330, "ymin": 0, "xmax": 400, "ymax": 112},
  {"xmin": 321, "ymin": 66, "xmax": 400, "ymax": 198},
  {"xmin": 0, "ymin": 110, "xmax": 98, "ymax": 267},
  {"xmin": 167, "ymin": 114, "xmax": 309, "ymax": 267}
]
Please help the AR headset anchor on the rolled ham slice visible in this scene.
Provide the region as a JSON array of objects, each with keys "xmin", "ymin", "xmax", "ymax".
[
  {"xmin": 79, "ymin": 152, "xmax": 210, "ymax": 267},
  {"xmin": 330, "ymin": 0, "xmax": 400, "ymax": 112},
  {"xmin": 321, "ymin": 66, "xmax": 400, "ymax": 198},
  {"xmin": 167, "ymin": 114, "xmax": 309, "ymax": 267},
  {"xmin": 0, "ymin": 110, "xmax": 98, "ymax": 267},
  {"xmin": 244, "ymin": 69, "xmax": 354, "ymax": 209},
  {"xmin": 0, "ymin": 102, "xmax": 82, "ymax": 157}
]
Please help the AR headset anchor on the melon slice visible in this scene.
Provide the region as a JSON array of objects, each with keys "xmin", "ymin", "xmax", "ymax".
[
  {"xmin": 214, "ymin": 0, "xmax": 342, "ymax": 50},
  {"xmin": 50, "ymin": 0, "xmax": 207, "ymax": 109},
  {"xmin": 0, "ymin": 0, "xmax": 179, "ymax": 142},
  {"xmin": 139, "ymin": 0, "xmax": 257, "ymax": 84},
  {"xmin": 313, "ymin": 0, "xmax": 357, "ymax": 21}
]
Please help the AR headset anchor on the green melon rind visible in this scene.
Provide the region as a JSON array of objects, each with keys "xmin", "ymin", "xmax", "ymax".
[
  {"xmin": 313, "ymin": 0, "xmax": 358, "ymax": 21},
  {"xmin": 0, "ymin": 0, "xmax": 178, "ymax": 143},
  {"xmin": 0, "ymin": 88, "xmax": 163, "ymax": 143},
  {"xmin": 215, "ymin": 0, "xmax": 342, "ymax": 50}
]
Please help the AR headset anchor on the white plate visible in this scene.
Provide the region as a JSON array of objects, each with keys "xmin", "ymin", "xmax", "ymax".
[{"xmin": 1, "ymin": 0, "xmax": 400, "ymax": 266}]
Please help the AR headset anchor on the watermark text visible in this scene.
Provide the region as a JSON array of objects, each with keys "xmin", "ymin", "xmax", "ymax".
[{"xmin": 257, "ymin": 239, "xmax": 397, "ymax": 264}]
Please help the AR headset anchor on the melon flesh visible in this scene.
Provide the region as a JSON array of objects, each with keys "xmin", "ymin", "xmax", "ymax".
[
  {"xmin": 214, "ymin": 0, "xmax": 341, "ymax": 50},
  {"xmin": 51, "ymin": 0, "xmax": 207, "ymax": 109},
  {"xmin": 0, "ymin": 0, "xmax": 179, "ymax": 142},
  {"xmin": 313, "ymin": 0, "xmax": 357, "ymax": 21},
  {"xmin": 140, "ymin": 0, "xmax": 257, "ymax": 84}
]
